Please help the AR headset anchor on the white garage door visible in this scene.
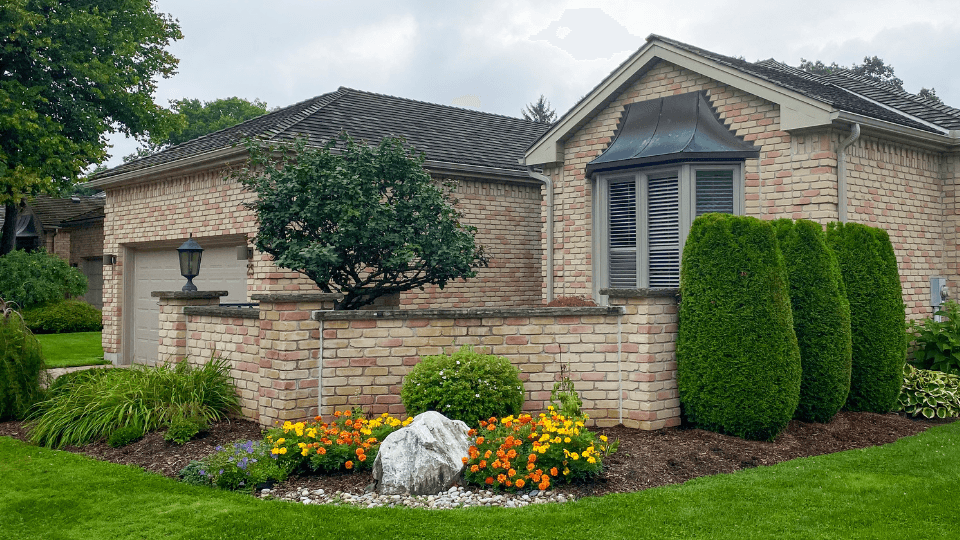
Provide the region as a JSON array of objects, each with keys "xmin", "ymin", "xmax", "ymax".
[{"xmin": 129, "ymin": 245, "xmax": 247, "ymax": 365}]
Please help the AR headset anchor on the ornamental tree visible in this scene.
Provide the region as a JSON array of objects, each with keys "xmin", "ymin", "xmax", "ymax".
[
  {"xmin": 0, "ymin": 0, "xmax": 182, "ymax": 254},
  {"xmin": 236, "ymin": 135, "xmax": 488, "ymax": 310}
]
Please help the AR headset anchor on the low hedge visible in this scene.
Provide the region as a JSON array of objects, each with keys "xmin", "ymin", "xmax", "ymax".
[{"xmin": 22, "ymin": 300, "xmax": 102, "ymax": 334}]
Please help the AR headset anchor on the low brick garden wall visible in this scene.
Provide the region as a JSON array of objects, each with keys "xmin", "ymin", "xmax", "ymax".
[{"xmin": 153, "ymin": 291, "xmax": 680, "ymax": 429}]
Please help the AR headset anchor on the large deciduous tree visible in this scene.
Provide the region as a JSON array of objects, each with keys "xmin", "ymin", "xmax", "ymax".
[
  {"xmin": 0, "ymin": 0, "xmax": 182, "ymax": 254},
  {"xmin": 235, "ymin": 135, "xmax": 488, "ymax": 310}
]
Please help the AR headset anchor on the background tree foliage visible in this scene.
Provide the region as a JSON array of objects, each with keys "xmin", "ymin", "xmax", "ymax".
[
  {"xmin": 124, "ymin": 96, "xmax": 269, "ymax": 161},
  {"xmin": 235, "ymin": 135, "xmax": 488, "ymax": 310},
  {"xmin": 799, "ymin": 55, "xmax": 941, "ymax": 104},
  {"xmin": 521, "ymin": 95, "xmax": 557, "ymax": 124},
  {"xmin": 0, "ymin": 0, "xmax": 182, "ymax": 254}
]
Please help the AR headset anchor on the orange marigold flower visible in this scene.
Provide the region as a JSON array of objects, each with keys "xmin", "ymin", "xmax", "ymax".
[
  {"xmin": 528, "ymin": 454, "xmax": 537, "ymax": 463},
  {"xmin": 356, "ymin": 448, "xmax": 365, "ymax": 456},
  {"xmin": 550, "ymin": 467, "xmax": 559, "ymax": 476},
  {"xmin": 470, "ymin": 465, "xmax": 479, "ymax": 473},
  {"xmin": 507, "ymin": 449, "xmax": 517, "ymax": 459},
  {"xmin": 497, "ymin": 474, "xmax": 507, "ymax": 483},
  {"xmin": 515, "ymin": 479, "xmax": 525, "ymax": 488},
  {"xmin": 334, "ymin": 411, "xmax": 342, "ymax": 417},
  {"xmin": 505, "ymin": 436, "xmax": 515, "ymax": 445},
  {"xmin": 314, "ymin": 416, "xmax": 322, "ymax": 421},
  {"xmin": 344, "ymin": 410, "xmax": 352, "ymax": 417},
  {"xmin": 492, "ymin": 460, "xmax": 501, "ymax": 469},
  {"xmin": 345, "ymin": 461, "xmax": 354, "ymax": 469},
  {"xmin": 496, "ymin": 450, "xmax": 506, "ymax": 458},
  {"xmin": 505, "ymin": 480, "xmax": 512, "ymax": 487},
  {"xmin": 462, "ymin": 457, "xmax": 469, "ymax": 464},
  {"xmin": 488, "ymin": 417, "xmax": 497, "ymax": 424},
  {"xmin": 468, "ymin": 429, "xmax": 477, "ymax": 436},
  {"xmin": 487, "ymin": 424, "xmax": 495, "ymax": 431},
  {"xmin": 526, "ymin": 463, "xmax": 535, "ymax": 471},
  {"xmin": 479, "ymin": 460, "xmax": 487, "ymax": 468},
  {"xmin": 358, "ymin": 454, "xmax": 367, "ymax": 462},
  {"xmin": 508, "ymin": 469, "xmax": 516, "ymax": 478},
  {"xmin": 479, "ymin": 420, "xmax": 488, "ymax": 428},
  {"xmin": 539, "ymin": 480, "xmax": 549, "ymax": 490},
  {"xmin": 317, "ymin": 447, "xmax": 327, "ymax": 455},
  {"xmin": 485, "ymin": 477, "xmax": 494, "ymax": 485},
  {"xmin": 484, "ymin": 450, "xmax": 492, "ymax": 459},
  {"xmin": 475, "ymin": 437, "xmax": 485, "ymax": 445}
]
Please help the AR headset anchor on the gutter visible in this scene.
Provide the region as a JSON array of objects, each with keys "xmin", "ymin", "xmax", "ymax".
[
  {"xmin": 526, "ymin": 167, "xmax": 555, "ymax": 303},
  {"xmin": 837, "ymin": 123, "xmax": 861, "ymax": 223}
]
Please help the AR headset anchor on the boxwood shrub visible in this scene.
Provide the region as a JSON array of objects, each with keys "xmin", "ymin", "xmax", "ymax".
[
  {"xmin": 22, "ymin": 300, "xmax": 102, "ymax": 334},
  {"xmin": 677, "ymin": 214, "xmax": 801, "ymax": 441},
  {"xmin": 401, "ymin": 345, "xmax": 523, "ymax": 426},
  {"xmin": 826, "ymin": 222, "xmax": 907, "ymax": 413},
  {"xmin": 773, "ymin": 219, "xmax": 852, "ymax": 423}
]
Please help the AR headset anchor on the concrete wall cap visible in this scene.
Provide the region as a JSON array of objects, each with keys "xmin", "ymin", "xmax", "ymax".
[
  {"xmin": 251, "ymin": 293, "xmax": 343, "ymax": 303},
  {"xmin": 151, "ymin": 291, "xmax": 228, "ymax": 299},
  {"xmin": 184, "ymin": 306, "xmax": 260, "ymax": 319},
  {"xmin": 312, "ymin": 306, "xmax": 624, "ymax": 320}
]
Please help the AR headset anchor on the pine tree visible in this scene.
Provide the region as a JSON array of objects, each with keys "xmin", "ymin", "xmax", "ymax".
[{"xmin": 521, "ymin": 95, "xmax": 557, "ymax": 124}]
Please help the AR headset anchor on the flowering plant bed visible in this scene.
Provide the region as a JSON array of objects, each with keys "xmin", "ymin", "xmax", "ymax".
[
  {"xmin": 463, "ymin": 411, "xmax": 617, "ymax": 491},
  {"xmin": 0, "ymin": 411, "xmax": 951, "ymax": 500}
]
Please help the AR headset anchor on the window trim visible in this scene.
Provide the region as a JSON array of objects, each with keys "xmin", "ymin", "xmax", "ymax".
[{"xmin": 593, "ymin": 162, "xmax": 744, "ymax": 297}]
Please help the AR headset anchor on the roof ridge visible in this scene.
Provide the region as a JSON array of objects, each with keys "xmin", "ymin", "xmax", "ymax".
[
  {"xmin": 262, "ymin": 89, "xmax": 348, "ymax": 140},
  {"xmin": 332, "ymin": 86, "xmax": 548, "ymax": 125},
  {"xmin": 827, "ymin": 70, "xmax": 960, "ymax": 119}
]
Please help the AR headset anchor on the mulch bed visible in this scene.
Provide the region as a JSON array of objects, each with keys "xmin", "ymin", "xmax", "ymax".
[{"xmin": 0, "ymin": 412, "xmax": 953, "ymax": 499}]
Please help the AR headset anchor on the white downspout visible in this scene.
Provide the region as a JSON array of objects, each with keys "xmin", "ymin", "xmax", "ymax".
[
  {"xmin": 526, "ymin": 167, "xmax": 555, "ymax": 303},
  {"xmin": 837, "ymin": 123, "xmax": 861, "ymax": 223}
]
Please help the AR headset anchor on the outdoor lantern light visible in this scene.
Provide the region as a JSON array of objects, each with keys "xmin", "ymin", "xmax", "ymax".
[{"xmin": 177, "ymin": 235, "xmax": 204, "ymax": 291}]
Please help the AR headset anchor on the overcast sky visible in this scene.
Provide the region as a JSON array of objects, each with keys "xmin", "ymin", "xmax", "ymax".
[{"xmin": 102, "ymin": 0, "xmax": 960, "ymax": 167}]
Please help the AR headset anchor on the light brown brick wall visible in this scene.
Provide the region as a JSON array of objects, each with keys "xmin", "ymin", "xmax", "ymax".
[
  {"xmin": 103, "ymin": 167, "xmax": 544, "ymax": 357},
  {"xmin": 67, "ymin": 222, "xmax": 104, "ymax": 265},
  {"xmin": 556, "ymin": 60, "xmax": 952, "ymax": 318}
]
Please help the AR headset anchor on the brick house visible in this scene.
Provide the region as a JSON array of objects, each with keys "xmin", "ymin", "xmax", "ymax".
[
  {"xmin": 89, "ymin": 35, "xmax": 960, "ymax": 428},
  {"xmin": 87, "ymin": 87, "xmax": 551, "ymax": 366},
  {"xmin": 0, "ymin": 195, "xmax": 105, "ymax": 308}
]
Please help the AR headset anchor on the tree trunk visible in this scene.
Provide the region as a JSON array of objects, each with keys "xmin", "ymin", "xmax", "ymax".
[{"xmin": 0, "ymin": 202, "xmax": 17, "ymax": 256}]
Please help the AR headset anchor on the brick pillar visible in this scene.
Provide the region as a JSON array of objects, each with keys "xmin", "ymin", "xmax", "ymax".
[
  {"xmin": 152, "ymin": 291, "xmax": 227, "ymax": 364},
  {"xmin": 252, "ymin": 293, "xmax": 339, "ymax": 426}
]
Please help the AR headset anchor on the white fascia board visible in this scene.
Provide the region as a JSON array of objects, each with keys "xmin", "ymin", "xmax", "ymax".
[
  {"xmin": 524, "ymin": 42, "xmax": 836, "ymax": 167},
  {"xmin": 835, "ymin": 111, "xmax": 958, "ymax": 150}
]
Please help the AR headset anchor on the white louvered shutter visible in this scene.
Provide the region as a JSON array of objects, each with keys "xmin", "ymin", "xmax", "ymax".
[
  {"xmin": 695, "ymin": 170, "xmax": 735, "ymax": 216},
  {"xmin": 647, "ymin": 174, "xmax": 680, "ymax": 288},
  {"xmin": 608, "ymin": 181, "xmax": 637, "ymax": 287}
]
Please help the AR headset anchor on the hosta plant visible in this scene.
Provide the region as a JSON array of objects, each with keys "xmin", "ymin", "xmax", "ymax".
[
  {"xmin": 266, "ymin": 410, "xmax": 412, "ymax": 474},
  {"xmin": 462, "ymin": 410, "xmax": 617, "ymax": 492},
  {"xmin": 898, "ymin": 364, "xmax": 960, "ymax": 419},
  {"xmin": 909, "ymin": 301, "xmax": 960, "ymax": 375}
]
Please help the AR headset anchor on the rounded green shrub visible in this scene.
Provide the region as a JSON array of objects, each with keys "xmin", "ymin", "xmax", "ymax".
[
  {"xmin": 773, "ymin": 219, "xmax": 852, "ymax": 423},
  {"xmin": 107, "ymin": 424, "xmax": 144, "ymax": 448},
  {"xmin": 677, "ymin": 214, "xmax": 801, "ymax": 441},
  {"xmin": 0, "ymin": 298, "xmax": 48, "ymax": 420},
  {"xmin": 401, "ymin": 345, "xmax": 523, "ymax": 426},
  {"xmin": 826, "ymin": 222, "xmax": 907, "ymax": 413},
  {"xmin": 22, "ymin": 300, "xmax": 102, "ymax": 334},
  {"xmin": 0, "ymin": 250, "xmax": 86, "ymax": 309}
]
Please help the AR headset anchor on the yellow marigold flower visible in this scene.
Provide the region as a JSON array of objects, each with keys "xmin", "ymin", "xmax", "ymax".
[
  {"xmin": 276, "ymin": 438, "xmax": 286, "ymax": 445},
  {"xmin": 588, "ymin": 457, "xmax": 596, "ymax": 464},
  {"xmin": 600, "ymin": 435, "xmax": 608, "ymax": 442},
  {"xmin": 564, "ymin": 437, "xmax": 571, "ymax": 443},
  {"xmin": 278, "ymin": 447, "xmax": 287, "ymax": 455},
  {"xmin": 571, "ymin": 453, "xmax": 580, "ymax": 460},
  {"xmin": 539, "ymin": 434, "xmax": 550, "ymax": 442},
  {"xmin": 271, "ymin": 448, "xmax": 280, "ymax": 455},
  {"xmin": 563, "ymin": 468, "xmax": 570, "ymax": 476},
  {"xmin": 301, "ymin": 448, "xmax": 309, "ymax": 457}
]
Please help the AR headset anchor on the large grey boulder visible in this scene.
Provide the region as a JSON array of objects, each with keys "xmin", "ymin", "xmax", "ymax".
[{"xmin": 372, "ymin": 411, "xmax": 472, "ymax": 496}]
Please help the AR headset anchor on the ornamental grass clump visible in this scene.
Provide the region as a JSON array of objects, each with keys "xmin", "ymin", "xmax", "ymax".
[
  {"xmin": 181, "ymin": 440, "xmax": 288, "ymax": 492},
  {"xmin": 0, "ymin": 298, "xmax": 47, "ymax": 420},
  {"xmin": 462, "ymin": 410, "xmax": 617, "ymax": 492},
  {"xmin": 401, "ymin": 345, "xmax": 524, "ymax": 426},
  {"xmin": 27, "ymin": 357, "xmax": 239, "ymax": 448},
  {"xmin": 266, "ymin": 410, "xmax": 412, "ymax": 474}
]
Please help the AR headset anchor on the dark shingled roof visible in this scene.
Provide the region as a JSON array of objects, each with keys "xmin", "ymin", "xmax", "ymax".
[
  {"xmin": 651, "ymin": 35, "xmax": 959, "ymax": 134},
  {"xmin": 26, "ymin": 195, "xmax": 105, "ymax": 228},
  {"xmin": 95, "ymin": 87, "xmax": 551, "ymax": 180}
]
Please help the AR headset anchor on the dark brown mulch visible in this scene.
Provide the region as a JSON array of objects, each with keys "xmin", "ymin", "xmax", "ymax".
[{"xmin": 0, "ymin": 412, "xmax": 952, "ymax": 498}]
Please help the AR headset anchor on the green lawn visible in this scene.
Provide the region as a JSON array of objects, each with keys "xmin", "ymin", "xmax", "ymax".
[
  {"xmin": 1, "ymin": 421, "xmax": 958, "ymax": 539},
  {"xmin": 35, "ymin": 331, "xmax": 108, "ymax": 368}
]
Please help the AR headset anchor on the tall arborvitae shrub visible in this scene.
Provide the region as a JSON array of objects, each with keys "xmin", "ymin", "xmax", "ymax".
[
  {"xmin": 825, "ymin": 222, "xmax": 907, "ymax": 412},
  {"xmin": 773, "ymin": 219, "xmax": 852, "ymax": 423},
  {"xmin": 0, "ymin": 299, "xmax": 47, "ymax": 420},
  {"xmin": 677, "ymin": 214, "xmax": 801, "ymax": 441}
]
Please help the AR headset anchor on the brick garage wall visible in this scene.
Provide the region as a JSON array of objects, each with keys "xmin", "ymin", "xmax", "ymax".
[
  {"xmin": 944, "ymin": 153, "xmax": 960, "ymax": 292},
  {"xmin": 103, "ymin": 166, "xmax": 544, "ymax": 358},
  {"xmin": 554, "ymin": 60, "xmax": 952, "ymax": 318},
  {"xmin": 67, "ymin": 222, "xmax": 104, "ymax": 264}
]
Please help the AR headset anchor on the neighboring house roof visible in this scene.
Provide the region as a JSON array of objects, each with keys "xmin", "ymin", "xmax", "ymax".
[
  {"xmin": 0, "ymin": 195, "xmax": 104, "ymax": 232},
  {"xmin": 90, "ymin": 87, "xmax": 552, "ymax": 187},
  {"xmin": 527, "ymin": 35, "xmax": 960, "ymax": 166}
]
